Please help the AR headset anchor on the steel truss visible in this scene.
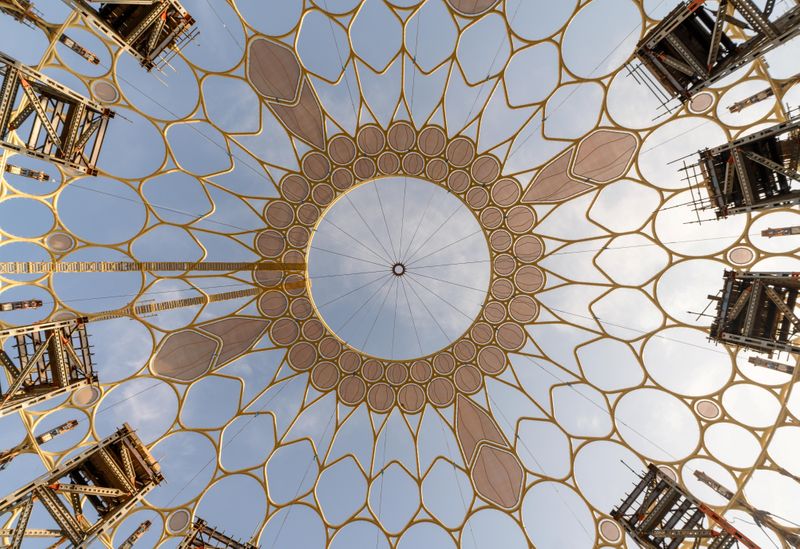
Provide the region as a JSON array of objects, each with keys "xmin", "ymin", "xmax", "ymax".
[
  {"xmin": 0, "ymin": 317, "xmax": 97, "ymax": 416},
  {"xmin": 177, "ymin": 518, "xmax": 258, "ymax": 549},
  {"xmin": 611, "ymin": 464, "xmax": 757, "ymax": 549},
  {"xmin": 697, "ymin": 116, "xmax": 800, "ymax": 218},
  {"xmin": 0, "ymin": 51, "xmax": 113, "ymax": 175},
  {"xmin": 0, "ymin": 424, "xmax": 163, "ymax": 549},
  {"xmin": 635, "ymin": 0, "xmax": 800, "ymax": 101},
  {"xmin": 710, "ymin": 271, "xmax": 800, "ymax": 355},
  {"xmin": 64, "ymin": 0, "xmax": 197, "ymax": 71}
]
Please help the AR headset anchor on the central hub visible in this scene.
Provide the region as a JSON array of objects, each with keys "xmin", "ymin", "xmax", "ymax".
[{"xmin": 306, "ymin": 176, "xmax": 491, "ymax": 361}]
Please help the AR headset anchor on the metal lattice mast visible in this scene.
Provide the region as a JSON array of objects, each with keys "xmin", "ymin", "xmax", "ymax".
[
  {"xmin": 762, "ymin": 226, "xmax": 800, "ymax": 238},
  {"xmin": 177, "ymin": 518, "xmax": 259, "ymax": 549},
  {"xmin": 2, "ymin": 156, "xmax": 50, "ymax": 180},
  {"xmin": 89, "ymin": 286, "xmax": 267, "ymax": 321},
  {"xmin": 0, "ymin": 299, "xmax": 42, "ymax": 312},
  {"xmin": 748, "ymin": 355, "xmax": 796, "ymax": 374},
  {"xmin": 0, "ymin": 419, "xmax": 78, "ymax": 470},
  {"xmin": 634, "ymin": 0, "xmax": 800, "ymax": 102},
  {"xmin": 728, "ymin": 73, "xmax": 800, "ymax": 113},
  {"xmin": 611, "ymin": 464, "xmax": 758, "ymax": 548},
  {"xmin": 694, "ymin": 471, "xmax": 800, "ymax": 547},
  {"xmin": 0, "ymin": 51, "xmax": 114, "ymax": 175},
  {"xmin": 0, "ymin": 424, "xmax": 163, "ymax": 549},
  {"xmin": 709, "ymin": 271, "xmax": 800, "ymax": 355},
  {"xmin": 0, "ymin": 0, "xmax": 99, "ymax": 63},
  {"xmin": 0, "ymin": 317, "xmax": 96, "ymax": 417},
  {"xmin": 61, "ymin": 0, "xmax": 197, "ymax": 71},
  {"xmin": 0, "ymin": 286, "xmax": 272, "ymax": 415},
  {"xmin": 694, "ymin": 116, "xmax": 800, "ymax": 218},
  {"xmin": 116, "ymin": 520, "xmax": 152, "ymax": 549}
]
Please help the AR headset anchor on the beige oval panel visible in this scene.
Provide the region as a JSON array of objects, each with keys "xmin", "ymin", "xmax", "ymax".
[
  {"xmin": 378, "ymin": 151, "xmax": 400, "ymax": 174},
  {"xmin": 410, "ymin": 360, "xmax": 433, "ymax": 382},
  {"xmin": 388, "ymin": 121, "xmax": 416, "ymax": 151},
  {"xmin": 368, "ymin": 383, "xmax": 395, "ymax": 412},
  {"xmin": 328, "ymin": 135, "xmax": 357, "ymax": 164},
  {"xmin": 398, "ymin": 384, "xmax": 425, "ymax": 413},
  {"xmin": 454, "ymin": 364, "xmax": 482, "ymax": 394},
  {"xmin": 446, "ymin": 137, "xmax": 476, "ymax": 167},
  {"xmin": 281, "ymin": 174, "xmax": 310, "ymax": 203},
  {"xmin": 288, "ymin": 341, "xmax": 316, "ymax": 371},
  {"xmin": 302, "ymin": 152, "xmax": 331, "ymax": 181},
  {"xmin": 357, "ymin": 125, "xmax": 385, "ymax": 155},
  {"xmin": 312, "ymin": 361, "xmax": 340, "ymax": 391},
  {"xmin": 166, "ymin": 509, "xmax": 192, "ymax": 534},
  {"xmin": 418, "ymin": 126, "xmax": 446, "ymax": 156},
  {"xmin": 338, "ymin": 376, "xmax": 366, "ymax": 405},
  {"xmin": 428, "ymin": 378, "xmax": 456, "ymax": 406}
]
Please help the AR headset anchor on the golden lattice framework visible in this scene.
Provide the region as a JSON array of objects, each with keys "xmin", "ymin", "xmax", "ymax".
[{"xmin": 0, "ymin": 0, "xmax": 799, "ymax": 547}]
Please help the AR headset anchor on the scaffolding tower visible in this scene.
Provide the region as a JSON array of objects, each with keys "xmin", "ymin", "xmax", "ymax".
[
  {"xmin": 63, "ymin": 0, "xmax": 197, "ymax": 71},
  {"xmin": 611, "ymin": 464, "xmax": 757, "ymax": 548},
  {"xmin": 0, "ymin": 317, "xmax": 97, "ymax": 417},
  {"xmin": 710, "ymin": 271, "xmax": 800, "ymax": 355},
  {"xmin": 177, "ymin": 518, "xmax": 259, "ymax": 549},
  {"xmin": 634, "ymin": 0, "xmax": 800, "ymax": 102},
  {"xmin": 0, "ymin": 424, "xmax": 162, "ymax": 548},
  {"xmin": 0, "ymin": 51, "xmax": 113, "ymax": 175},
  {"xmin": 696, "ymin": 116, "xmax": 800, "ymax": 218}
]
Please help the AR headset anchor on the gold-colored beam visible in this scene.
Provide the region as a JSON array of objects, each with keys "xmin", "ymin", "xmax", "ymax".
[
  {"xmin": 0, "ymin": 261, "xmax": 305, "ymax": 275},
  {"xmin": 89, "ymin": 287, "xmax": 264, "ymax": 321}
]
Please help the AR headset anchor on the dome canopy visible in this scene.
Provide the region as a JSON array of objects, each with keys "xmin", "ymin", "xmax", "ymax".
[{"xmin": 0, "ymin": 1, "xmax": 799, "ymax": 548}]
